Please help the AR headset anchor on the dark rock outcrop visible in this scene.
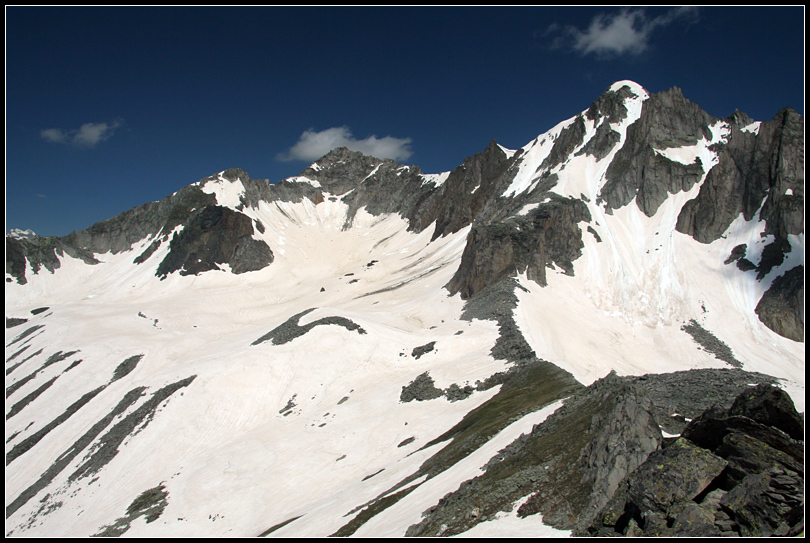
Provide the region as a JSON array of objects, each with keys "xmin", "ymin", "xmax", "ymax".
[
  {"xmin": 5, "ymin": 169, "xmax": 284, "ymax": 283},
  {"xmin": 598, "ymin": 86, "xmax": 715, "ymax": 217},
  {"xmin": 446, "ymin": 195, "xmax": 591, "ymax": 299},
  {"xmin": 411, "ymin": 342, "xmax": 436, "ymax": 359},
  {"xmin": 400, "ymin": 372, "xmax": 444, "ymax": 403},
  {"xmin": 675, "ymin": 107, "xmax": 804, "ymax": 243},
  {"xmin": 400, "ymin": 370, "xmax": 799, "ymax": 538},
  {"xmin": 155, "ymin": 205, "xmax": 273, "ymax": 277},
  {"xmin": 251, "ymin": 308, "xmax": 367, "ymax": 347},
  {"xmin": 580, "ymin": 384, "xmax": 804, "ymax": 537},
  {"xmin": 676, "ymin": 107, "xmax": 804, "ymax": 244},
  {"xmin": 405, "ymin": 372, "xmax": 663, "ymax": 537},
  {"xmin": 755, "ymin": 265, "xmax": 804, "ymax": 342},
  {"xmin": 674, "ymin": 107, "xmax": 804, "ymax": 341}
]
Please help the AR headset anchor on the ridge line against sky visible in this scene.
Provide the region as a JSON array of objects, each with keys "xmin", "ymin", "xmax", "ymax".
[{"xmin": 5, "ymin": 6, "xmax": 804, "ymax": 237}]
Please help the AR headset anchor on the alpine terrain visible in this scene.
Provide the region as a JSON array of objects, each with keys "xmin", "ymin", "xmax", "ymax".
[{"xmin": 5, "ymin": 81, "xmax": 804, "ymax": 537}]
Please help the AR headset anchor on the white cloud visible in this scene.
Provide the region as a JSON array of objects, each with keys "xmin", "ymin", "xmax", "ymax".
[
  {"xmin": 277, "ymin": 126, "xmax": 413, "ymax": 162},
  {"xmin": 40, "ymin": 119, "xmax": 123, "ymax": 148},
  {"xmin": 549, "ymin": 7, "xmax": 698, "ymax": 57}
]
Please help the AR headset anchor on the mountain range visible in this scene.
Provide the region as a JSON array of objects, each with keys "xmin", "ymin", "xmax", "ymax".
[{"xmin": 5, "ymin": 80, "xmax": 804, "ymax": 537}]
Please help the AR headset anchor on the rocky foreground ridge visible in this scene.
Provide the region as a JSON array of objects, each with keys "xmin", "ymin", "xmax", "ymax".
[{"xmin": 402, "ymin": 373, "xmax": 804, "ymax": 537}]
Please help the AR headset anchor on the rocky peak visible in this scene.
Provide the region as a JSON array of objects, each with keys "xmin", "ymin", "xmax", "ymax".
[
  {"xmin": 7, "ymin": 228, "xmax": 37, "ymax": 240},
  {"xmin": 585, "ymin": 80, "xmax": 646, "ymax": 125},
  {"xmin": 220, "ymin": 167, "xmax": 250, "ymax": 183},
  {"xmin": 299, "ymin": 147, "xmax": 386, "ymax": 196},
  {"xmin": 727, "ymin": 109, "xmax": 756, "ymax": 130},
  {"xmin": 597, "ymin": 85, "xmax": 717, "ymax": 217}
]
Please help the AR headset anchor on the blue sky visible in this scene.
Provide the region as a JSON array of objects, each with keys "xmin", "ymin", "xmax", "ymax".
[{"xmin": 5, "ymin": 6, "xmax": 804, "ymax": 237}]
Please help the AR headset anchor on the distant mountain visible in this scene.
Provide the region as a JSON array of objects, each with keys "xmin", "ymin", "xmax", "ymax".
[
  {"xmin": 5, "ymin": 81, "xmax": 803, "ymax": 537},
  {"xmin": 6, "ymin": 229, "xmax": 37, "ymax": 241}
]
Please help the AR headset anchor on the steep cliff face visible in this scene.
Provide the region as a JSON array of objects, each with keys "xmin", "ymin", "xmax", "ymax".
[
  {"xmin": 674, "ymin": 107, "xmax": 804, "ymax": 341},
  {"xmin": 445, "ymin": 195, "xmax": 590, "ymax": 299},
  {"xmin": 598, "ymin": 86, "xmax": 715, "ymax": 217},
  {"xmin": 155, "ymin": 205, "xmax": 273, "ymax": 277},
  {"xmin": 676, "ymin": 107, "xmax": 804, "ymax": 244}
]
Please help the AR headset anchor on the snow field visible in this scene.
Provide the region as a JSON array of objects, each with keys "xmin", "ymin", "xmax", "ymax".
[{"xmin": 5, "ymin": 196, "xmax": 529, "ymax": 537}]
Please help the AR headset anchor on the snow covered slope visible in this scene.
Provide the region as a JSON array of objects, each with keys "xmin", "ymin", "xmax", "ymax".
[{"xmin": 5, "ymin": 80, "xmax": 803, "ymax": 537}]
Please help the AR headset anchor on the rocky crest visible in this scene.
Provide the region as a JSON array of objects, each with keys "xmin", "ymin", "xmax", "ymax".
[
  {"xmin": 6, "ymin": 83, "xmax": 804, "ymax": 341},
  {"xmin": 403, "ymin": 371, "xmax": 799, "ymax": 538}
]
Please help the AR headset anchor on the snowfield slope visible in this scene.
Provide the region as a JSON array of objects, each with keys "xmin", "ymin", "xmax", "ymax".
[{"xmin": 5, "ymin": 81, "xmax": 803, "ymax": 537}]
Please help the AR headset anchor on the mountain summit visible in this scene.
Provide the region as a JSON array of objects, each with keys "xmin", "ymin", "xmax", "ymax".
[{"xmin": 5, "ymin": 81, "xmax": 804, "ymax": 537}]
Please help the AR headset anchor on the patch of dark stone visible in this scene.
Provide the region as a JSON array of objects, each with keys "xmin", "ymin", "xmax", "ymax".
[
  {"xmin": 6, "ymin": 376, "xmax": 59, "ymax": 420},
  {"xmin": 92, "ymin": 484, "xmax": 169, "ymax": 537},
  {"xmin": 258, "ymin": 514, "xmax": 304, "ymax": 537},
  {"xmin": 331, "ymin": 483, "xmax": 424, "ymax": 537},
  {"xmin": 399, "ymin": 371, "xmax": 475, "ymax": 404},
  {"xmin": 111, "ymin": 355, "xmax": 144, "ymax": 383},
  {"xmin": 680, "ymin": 319, "xmax": 741, "ymax": 367},
  {"xmin": 279, "ymin": 394, "xmax": 297, "ymax": 416},
  {"xmin": 7, "ymin": 354, "xmax": 141, "ymax": 460},
  {"xmin": 6, "ymin": 350, "xmax": 80, "ymax": 398},
  {"xmin": 6, "ymin": 324, "xmax": 45, "ymax": 347},
  {"xmin": 5, "ymin": 345, "xmax": 30, "ymax": 366},
  {"xmin": 337, "ymin": 396, "xmax": 350, "ymax": 405},
  {"xmin": 133, "ymin": 239, "xmax": 162, "ymax": 265},
  {"xmin": 6, "ymin": 372, "xmax": 192, "ymax": 522},
  {"xmin": 411, "ymin": 341, "xmax": 435, "ymax": 359},
  {"xmin": 251, "ymin": 308, "xmax": 367, "ymax": 346},
  {"xmin": 63, "ymin": 359, "xmax": 83, "ymax": 373},
  {"xmin": 724, "ymin": 243, "xmax": 747, "ymax": 265},
  {"xmin": 6, "ymin": 317, "xmax": 28, "ymax": 329},
  {"xmin": 362, "ymin": 469, "xmax": 385, "ymax": 482},
  {"xmin": 15, "ymin": 348, "xmax": 44, "ymax": 371},
  {"xmin": 399, "ymin": 372, "xmax": 443, "ymax": 402},
  {"xmin": 755, "ymin": 237, "xmax": 791, "ymax": 281},
  {"xmin": 398, "ymin": 437, "xmax": 416, "ymax": 448},
  {"xmin": 30, "ymin": 307, "xmax": 49, "ymax": 316},
  {"xmin": 737, "ymin": 258, "xmax": 758, "ymax": 272},
  {"xmin": 14, "ymin": 492, "xmax": 65, "ymax": 534}
]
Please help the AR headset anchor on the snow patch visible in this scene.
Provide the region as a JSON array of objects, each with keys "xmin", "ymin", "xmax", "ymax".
[
  {"xmin": 741, "ymin": 121, "xmax": 761, "ymax": 135},
  {"xmin": 199, "ymin": 173, "xmax": 246, "ymax": 209},
  {"xmin": 286, "ymin": 176, "xmax": 322, "ymax": 188},
  {"xmin": 421, "ymin": 171, "xmax": 451, "ymax": 188},
  {"xmin": 497, "ymin": 144, "xmax": 516, "ymax": 159}
]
